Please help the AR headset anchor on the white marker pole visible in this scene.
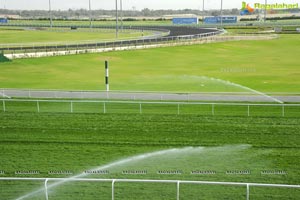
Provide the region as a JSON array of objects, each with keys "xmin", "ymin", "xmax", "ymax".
[{"xmin": 105, "ymin": 61, "xmax": 109, "ymax": 92}]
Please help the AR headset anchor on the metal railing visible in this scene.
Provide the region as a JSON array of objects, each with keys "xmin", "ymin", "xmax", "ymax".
[
  {"xmin": 3, "ymin": 33, "xmax": 279, "ymax": 59},
  {"xmin": 0, "ymin": 26, "xmax": 171, "ymax": 49},
  {"xmin": 2, "ymin": 89, "xmax": 298, "ymax": 102},
  {"xmin": 0, "ymin": 27, "xmax": 222, "ymax": 57},
  {"xmin": 0, "ymin": 177, "xmax": 299, "ymax": 200},
  {"xmin": 1, "ymin": 98, "xmax": 299, "ymax": 117}
]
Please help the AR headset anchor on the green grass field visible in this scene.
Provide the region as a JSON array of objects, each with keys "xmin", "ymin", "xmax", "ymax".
[
  {"xmin": 1, "ymin": 99, "xmax": 300, "ymax": 117},
  {"xmin": 0, "ymin": 34, "xmax": 299, "ymax": 93},
  {"xmin": 0, "ymin": 26, "xmax": 152, "ymax": 46},
  {"xmin": 0, "ymin": 111, "xmax": 299, "ymax": 199},
  {"xmin": 0, "ymin": 24, "xmax": 299, "ymax": 199}
]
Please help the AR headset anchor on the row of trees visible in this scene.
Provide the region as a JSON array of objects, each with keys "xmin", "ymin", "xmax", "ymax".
[{"xmin": 0, "ymin": 8, "xmax": 241, "ymax": 19}]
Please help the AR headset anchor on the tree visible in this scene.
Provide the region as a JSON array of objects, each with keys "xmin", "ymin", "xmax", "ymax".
[{"xmin": 141, "ymin": 8, "xmax": 151, "ymax": 16}]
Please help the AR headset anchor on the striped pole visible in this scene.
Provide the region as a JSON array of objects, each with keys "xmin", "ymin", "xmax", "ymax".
[{"xmin": 105, "ymin": 61, "xmax": 109, "ymax": 92}]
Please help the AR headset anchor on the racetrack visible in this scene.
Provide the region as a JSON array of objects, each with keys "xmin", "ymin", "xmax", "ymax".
[{"xmin": 0, "ymin": 25, "xmax": 220, "ymax": 51}]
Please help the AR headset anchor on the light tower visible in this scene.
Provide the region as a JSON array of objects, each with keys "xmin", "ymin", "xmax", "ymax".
[
  {"xmin": 220, "ymin": 0, "xmax": 223, "ymax": 26},
  {"xmin": 116, "ymin": 0, "xmax": 119, "ymax": 38},
  {"xmin": 49, "ymin": 0, "xmax": 53, "ymax": 28},
  {"xmin": 120, "ymin": 0, "xmax": 123, "ymax": 31},
  {"xmin": 202, "ymin": 0, "xmax": 205, "ymax": 24},
  {"xmin": 264, "ymin": 0, "xmax": 267, "ymax": 23},
  {"xmin": 89, "ymin": 0, "xmax": 92, "ymax": 28}
]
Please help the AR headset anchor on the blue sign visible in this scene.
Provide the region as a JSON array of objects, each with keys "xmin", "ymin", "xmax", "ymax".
[
  {"xmin": 173, "ymin": 18, "xmax": 198, "ymax": 25},
  {"xmin": 0, "ymin": 18, "xmax": 8, "ymax": 23},
  {"xmin": 204, "ymin": 16, "xmax": 237, "ymax": 24}
]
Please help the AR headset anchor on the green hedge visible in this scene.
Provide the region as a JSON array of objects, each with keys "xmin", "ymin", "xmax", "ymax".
[{"xmin": 0, "ymin": 53, "xmax": 10, "ymax": 62}]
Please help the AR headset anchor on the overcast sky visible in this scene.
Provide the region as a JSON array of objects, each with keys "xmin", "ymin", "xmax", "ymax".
[{"xmin": 1, "ymin": 0, "xmax": 299, "ymax": 10}]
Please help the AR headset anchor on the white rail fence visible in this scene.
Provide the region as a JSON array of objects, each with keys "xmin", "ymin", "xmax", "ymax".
[
  {"xmin": 1, "ymin": 30, "xmax": 219, "ymax": 52},
  {"xmin": 1, "ymin": 99, "xmax": 300, "ymax": 117},
  {"xmin": 0, "ymin": 178, "xmax": 299, "ymax": 200},
  {"xmin": 2, "ymin": 89, "xmax": 299, "ymax": 102},
  {"xmin": 4, "ymin": 34, "xmax": 279, "ymax": 59}
]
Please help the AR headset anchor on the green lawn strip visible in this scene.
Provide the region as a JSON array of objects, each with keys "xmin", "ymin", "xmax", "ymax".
[
  {"xmin": 0, "ymin": 35, "xmax": 299, "ymax": 92},
  {"xmin": 0, "ymin": 112, "xmax": 299, "ymax": 199},
  {"xmin": 0, "ymin": 27, "xmax": 152, "ymax": 46},
  {"xmin": 1, "ymin": 100, "xmax": 299, "ymax": 117}
]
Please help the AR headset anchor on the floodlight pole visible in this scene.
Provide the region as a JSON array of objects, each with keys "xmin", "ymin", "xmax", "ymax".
[
  {"xmin": 116, "ymin": 0, "xmax": 119, "ymax": 38},
  {"xmin": 202, "ymin": 0, "xmax": 205, "ymax": 24},
  {"xmin": 220, "ymin": 0, "xmax": 223, "ymax": 26},
  {"xmin": 264, "ymin": 0, "xmax": 267, "ymax": 23},
  {"xmin": 89, "ymin": 0, "xmax": 92, "ymax": 28},
  {"xmin": 105, "ymin": 61, "xmax": 110, "ymax": 92},
  {"xmin": 120, "ymin": 0, "xmax": 123, "ymax": 31},
  {"xmin": 49, "ymin": 0, "xmax": 53, "ymax": 28}
]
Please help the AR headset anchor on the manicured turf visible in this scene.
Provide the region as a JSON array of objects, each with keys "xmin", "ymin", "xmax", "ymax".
[
  {"xmin": 0, "ymin": 35, "xmax": 299, "ymax": 93},
  {"xmin": 0, "ymin": 112, "xmax": 299, "ymax": 199},
  {"xmin": 0, "ymin": 26, "xmax": 151, "ymax": 45},
  {"xmin": 0, "ymin": 24, "xmax": 299, "ymax": 199}
]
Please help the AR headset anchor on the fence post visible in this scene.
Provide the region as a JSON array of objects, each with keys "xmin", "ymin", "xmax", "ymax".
[
  {"xmin": 112, "ymin": 179, "xmax": 116, "ymax": 200},
  {"xmin": 37, "ymin": 101, "xmax": 40, "ymax": 113},
  {"xmin": 246, "ymin": 184, "xmax": 250, "ymax": 200},
  {"xmin": 2, "ymin": 100, "xmax": 5, "ymax": 112},
  {"xmin": 282, "ymin": 105, "xmax": 285, "ymax": 117},
  {"xmin": 104, "ymin": 102, "xmax": 106, "ymax": 114},
  {"xmin": 139, "ymin": 103, "xmax": 142, "ymax": 114},
  {"xmin": 247, "ymin": 105, "xmax": 250, "ymax": 117},
  {"xmin": 177, "ymin": 181, "xmax": 180, "ymax": 200},
  {"xmin": 71, "ymin": 101, "xmax": 73, "ymax": 113},
  {"xmin": 212, "ymin": 104, "xmax": 215, "ymax": 116},
  {"xmin": 45, "ymin": 178, "xmax": 49, "ymax": 200}
]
